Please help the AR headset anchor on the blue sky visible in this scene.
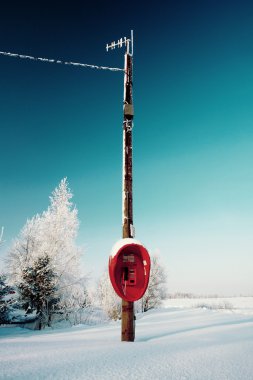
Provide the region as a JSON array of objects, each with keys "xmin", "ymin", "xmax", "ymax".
[{"xmin": 0, "ymin": 1, "xmax": 253, "ymax": 295}]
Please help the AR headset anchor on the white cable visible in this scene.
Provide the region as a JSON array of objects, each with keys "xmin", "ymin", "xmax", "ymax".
[{"xmin": 0, "ymin": 50, "xmax": 125, "ymax": 72}]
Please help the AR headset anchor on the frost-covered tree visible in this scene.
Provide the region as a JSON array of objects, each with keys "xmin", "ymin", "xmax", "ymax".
[
  {"xmin": 140, "ymin": 255, "xmax": 167, "ymax": 312},
  {"xmin": 0, "ymin": 227, "xmax": 4, "ymax": 245},
  {"xmin": 97, "ymin": 270, "xmax": 121, "ymax": 320},
  {"xmin": 0, "ymin": 274, "xmax": 12, "ymax": 324},
  {"xmin": 39, "ymin": 178, "xmax": 84, "ymax": 314},
  {"xmin": 0, "ymin": 271, "xmax": 19, "ymax": 325},
  {"xmin": 60, "ymin": 287, "xmax": 93, "ymax": 325},
  {"xmin": 0, "ymin": 230, "xmax": 14, "ymax": 324},
  {"xmin": 7, "ymin": 215, "xmax": 43, "ymax": 287},
  {"xmin": 18, "ymin": 254, "xmax": 58, "ymax": 328},
  {"xmin": 7, "ymin": 178, "xmax": 86, "ymax": 328}
]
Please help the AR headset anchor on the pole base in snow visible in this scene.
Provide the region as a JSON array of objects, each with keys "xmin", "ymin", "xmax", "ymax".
[{"xmin": 121, "ymin": 300, "xmax": 135, "ymax": 341}]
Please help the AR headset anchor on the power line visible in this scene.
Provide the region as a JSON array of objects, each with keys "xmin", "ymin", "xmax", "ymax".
[{"xmin": 0, "ymin": 50, "xmax": 125, "ymax": 72}]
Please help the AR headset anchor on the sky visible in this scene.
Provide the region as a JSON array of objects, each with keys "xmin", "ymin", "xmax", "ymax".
[{"xmin": 0, "ymin": 0, "xmax": 253, "ymax": 295}]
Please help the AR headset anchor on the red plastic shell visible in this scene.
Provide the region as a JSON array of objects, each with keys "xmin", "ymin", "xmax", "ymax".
[{"xmin": 109, "ymin": 241, "xmax": 151, "ymax": 302}]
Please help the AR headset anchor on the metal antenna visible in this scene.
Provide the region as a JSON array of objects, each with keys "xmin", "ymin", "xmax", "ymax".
[{"xmin": 106, "ymin": 30, "xmax": 133, "ymax": 56}]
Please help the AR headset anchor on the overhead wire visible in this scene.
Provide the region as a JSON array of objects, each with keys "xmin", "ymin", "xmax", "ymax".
[{"xmin": 0, "ymin": 50, "xmax": 125, "ymax": 72}]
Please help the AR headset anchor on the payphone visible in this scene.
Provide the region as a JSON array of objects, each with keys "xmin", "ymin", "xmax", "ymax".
[{"xmin": 109, "ymin": 238, "xmax": 151, "ymax": 302}]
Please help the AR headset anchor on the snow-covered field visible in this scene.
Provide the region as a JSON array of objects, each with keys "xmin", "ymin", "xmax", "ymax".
[
  {"xmin": 1, "ymin": 297, "xmax": 253, "ymax": 380},
  {"xmin": 164, "ymin": 296, "xmax": 253, "ymax": 315}
]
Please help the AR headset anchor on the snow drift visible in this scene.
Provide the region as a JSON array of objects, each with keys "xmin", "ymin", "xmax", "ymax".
[{"xmin": 1, "ymin": 298, "xmax": 253, "ymax": 380}]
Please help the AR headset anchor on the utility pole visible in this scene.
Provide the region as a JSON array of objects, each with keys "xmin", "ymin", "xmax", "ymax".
[{"xmin": 106, "ymin": 31, "xmax": 135, "ymax": 341}]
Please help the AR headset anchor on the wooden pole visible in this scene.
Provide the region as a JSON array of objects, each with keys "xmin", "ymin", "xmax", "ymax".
[{"xmin": 121, "ymin": 51, "xmax": 135, "ymax": 342}]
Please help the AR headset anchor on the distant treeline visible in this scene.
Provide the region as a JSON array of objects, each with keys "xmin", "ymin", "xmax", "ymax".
[{"xmin": 166, "ymin": 293, "xmax": 252, "ymax": 299}]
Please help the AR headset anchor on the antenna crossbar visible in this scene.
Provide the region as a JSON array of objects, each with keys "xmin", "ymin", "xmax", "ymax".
[{"xmin": 106, "ymin": 37, "xmax": 130, "ymax": 51}]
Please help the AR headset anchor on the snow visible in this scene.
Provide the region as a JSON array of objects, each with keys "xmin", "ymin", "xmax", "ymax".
[
  {"xmin": 1, "ymin": 298, "xmax": 253, "ymax": 380},
  {"xmin": 110, "ymin": 238, "xmax": 143, "ymax": 258}
]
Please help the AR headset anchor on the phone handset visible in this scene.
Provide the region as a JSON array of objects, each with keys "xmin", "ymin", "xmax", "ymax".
[{"xmin": 122, "ymin": 266, "xmax": 136, "ymax": 291}]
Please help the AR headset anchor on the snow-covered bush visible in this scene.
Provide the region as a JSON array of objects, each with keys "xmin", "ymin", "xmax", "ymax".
[
  {"xmin": 96, "ymin": 270, "xmax": 121, "ymax": 320},
  {"xmin": 139, "ymin": 255, "xmax": 167, "ymax": 312},
  {"xmin": 195, "ymin": 301, "xmax": 234, "ymax": 311},
  {"xmin": 58, "ymin": 286, "xmax": 94, "ymax": 325}
]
